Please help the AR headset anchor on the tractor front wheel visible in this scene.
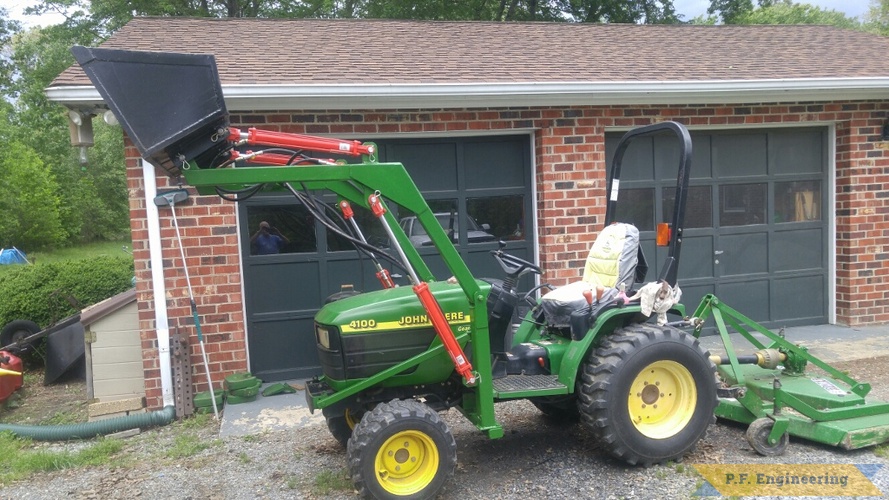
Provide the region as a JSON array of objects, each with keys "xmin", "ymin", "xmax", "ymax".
[
  {"xmin": 324, "ymin": 406, "xmax": 366, "ymax": 447},
  {"xmin": 348, "ymin": 399, "xmax": 456, "ymax": 499},
  {"xmin": 578, "ymin": 323, "xmax": 716, "ymax": 466}
]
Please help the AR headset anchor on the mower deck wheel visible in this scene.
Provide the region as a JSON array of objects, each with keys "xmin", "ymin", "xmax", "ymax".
[{"xmin": 746, "ymin": 417, "xmax": 789, "ymax": 456}]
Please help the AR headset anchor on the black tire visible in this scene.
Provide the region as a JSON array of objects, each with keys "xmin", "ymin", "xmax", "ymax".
[
  {"xmin": 324, "ymin": 406, "xmax": 366, "ymax": 448},
  {"xmin": 746, "ymin": 417, "xmax": 789, "ymax": 456},
  {"xmin": 0, "ymin": 320, "xmax": 41, "ymax": 350},
  {"xmin": 348, "ymin": 399, "xmax": 456, "ymax": 499},
  {"xmin": 531, "ymin": 395, "xmax": 579, "ymax": 422},
  {"xmin": 578, "ymin": 323, "xmax": 717, "ymax": 466}
]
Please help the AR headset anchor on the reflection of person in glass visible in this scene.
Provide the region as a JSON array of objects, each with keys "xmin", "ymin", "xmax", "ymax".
[{"xmin": 251, "ymin": 221, "xmax": 289, "ymax": 255}]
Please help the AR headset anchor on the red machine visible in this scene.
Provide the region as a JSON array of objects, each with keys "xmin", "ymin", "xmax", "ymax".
[{"xmin": 0, "ymin": 351, "xmax": 24, "ymax": 403}]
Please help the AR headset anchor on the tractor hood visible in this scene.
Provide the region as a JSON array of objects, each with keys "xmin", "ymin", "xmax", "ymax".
[{"xmin": 315, "ymin": 280, "xmax": 492, "ymax": 335}]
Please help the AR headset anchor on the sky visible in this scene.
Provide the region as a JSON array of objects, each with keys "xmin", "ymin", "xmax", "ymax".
[{"xmin": 0, "ymin": 0, "xmax": 875, "ymax": 27}]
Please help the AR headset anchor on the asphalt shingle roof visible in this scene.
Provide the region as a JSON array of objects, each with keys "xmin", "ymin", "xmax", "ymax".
[{"xmin": 51, "ymin": 17, "xmax": 889, "ymax": 88}]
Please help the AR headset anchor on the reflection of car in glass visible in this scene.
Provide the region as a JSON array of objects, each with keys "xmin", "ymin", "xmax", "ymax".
[{"xmin": 399, "ymin": 213, "xmax": 496, "ymax": 247}]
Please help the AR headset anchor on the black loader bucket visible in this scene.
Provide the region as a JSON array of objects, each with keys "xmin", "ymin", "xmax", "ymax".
[{"xmin": 71, "ymin": 46, "xmax": 230, "ymax": 177}]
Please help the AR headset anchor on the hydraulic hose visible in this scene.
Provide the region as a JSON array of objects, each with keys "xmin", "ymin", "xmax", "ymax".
[{"xmin": 0, "ymin": 405, "xmax": 177, "ymax": 441}]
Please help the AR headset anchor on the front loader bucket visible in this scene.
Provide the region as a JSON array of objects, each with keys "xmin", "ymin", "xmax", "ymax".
[{"xmin": 72, "ymin": 45, "xmax": 230, "ymax": 177}]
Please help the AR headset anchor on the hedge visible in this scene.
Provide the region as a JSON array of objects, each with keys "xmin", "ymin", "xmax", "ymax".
[{"xmin": 0, "ymin": 256, "xmax": 135, "ymax": 329}]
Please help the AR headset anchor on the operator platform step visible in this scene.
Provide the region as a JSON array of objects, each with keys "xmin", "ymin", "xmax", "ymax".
[{"xmin": 493, "ymin": 374, "xmax": 566, "ymax": 396}]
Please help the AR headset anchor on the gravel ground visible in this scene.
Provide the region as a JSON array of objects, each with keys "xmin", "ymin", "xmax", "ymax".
[{"xmin": 2, "ymin": 357, "xmax": 889, "ymax": 500}]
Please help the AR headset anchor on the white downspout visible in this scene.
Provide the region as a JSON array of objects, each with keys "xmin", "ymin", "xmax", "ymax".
[{"xmin": 143, "ymin": 159, "xmax": 175, "ymax": 407}]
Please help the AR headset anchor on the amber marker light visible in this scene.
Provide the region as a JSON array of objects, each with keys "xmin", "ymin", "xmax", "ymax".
[{"xmin": 656, "ymin": 223, "xmax": 672, "ymax": 246}]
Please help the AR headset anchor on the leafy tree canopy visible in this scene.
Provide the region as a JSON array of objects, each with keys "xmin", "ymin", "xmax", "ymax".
[
  {"xmin": 735, "ymin": 0, "xmax": 861, "ymax": 28},
  {"xmin": 863, "ymin": 0, "xmax": 889, "ymax": 35},
  {"xmin": 27, "ymin": 0, "xmax": 683, "ymax": 29},
  {"xmin": 702, "ymin": 0, "xmax": 865, "ymax": 26}
]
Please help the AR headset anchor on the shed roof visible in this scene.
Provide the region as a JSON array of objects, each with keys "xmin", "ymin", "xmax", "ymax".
[{"xmin": 48, "ymin": 17, "xmax": 889, "ymax": 109}]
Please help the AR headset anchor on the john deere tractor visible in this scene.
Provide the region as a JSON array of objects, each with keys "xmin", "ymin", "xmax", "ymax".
[{"xmin": 74, "ymin": 46, "xmax": 717, "ymax": 499}]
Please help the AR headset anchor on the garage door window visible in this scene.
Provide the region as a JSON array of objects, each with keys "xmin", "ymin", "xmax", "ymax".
[
  {"xmin": 467, "ymin": 195, "xmax": 525, "ymax": 242},
  {"xmin": 663, "ymin": 186, "xmax": 712, "ymax": 229},
  {"xmin": 775, "ymin": 181, "xmax": 821, "ymax": 223},
  {"xmin": 720, "ymin": 183, "xmax": 766, "ymax": 226},
  {"xmin": 246, "ymin": 205, "xmax": 316, "ymax": 255},
  {"xmin": 613, "ymin": 188, "xmax": 655, "ymax": 230}
]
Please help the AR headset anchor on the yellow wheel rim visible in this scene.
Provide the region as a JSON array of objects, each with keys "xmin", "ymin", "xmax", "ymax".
[
  {"xmin": 627, "ymin": 360, "xmax": 697, "ymax": 439},
  {"xmin": 345, "ymin": 409, "xmax": 359, "ymax": 430},
  {"xmin": 374, "ymin": 430, "xmax": 439, "ymax": 496}
]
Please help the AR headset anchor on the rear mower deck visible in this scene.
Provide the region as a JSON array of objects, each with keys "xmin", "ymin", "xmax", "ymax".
[{"xmin": 693, "ymin": 294, "xmax": 889, "ymax": 454}]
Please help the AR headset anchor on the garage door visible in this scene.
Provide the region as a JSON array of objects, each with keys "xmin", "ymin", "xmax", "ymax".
[
  {"xmin": 606, "ymin": 127, "xmax": 828, "ymax": 328},
  {"xmin": 239, "ymin": 135, "xmax": 534, "ymax": 381}
]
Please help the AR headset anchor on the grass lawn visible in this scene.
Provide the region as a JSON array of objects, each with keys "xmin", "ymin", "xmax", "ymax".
[
  {"xmin": 0, "ymin": 239, "xmax": 132, "ymax": 278},
  {"xmin": 11, "ymin": 239, "xmax": 132, "ymax": 265}
]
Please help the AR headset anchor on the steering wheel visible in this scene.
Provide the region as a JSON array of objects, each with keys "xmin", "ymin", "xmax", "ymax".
[{"xmin": 491, "ymin": 242, "xmax": 541, "ymax": 279}]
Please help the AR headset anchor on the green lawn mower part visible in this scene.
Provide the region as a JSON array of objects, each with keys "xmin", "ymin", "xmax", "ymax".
[
  {"xmin": 226, "ymin": 393, "xmax": 258, "ymax": 405},
  {"xmin": 193, "ymin": 389, "xmax": 225, "ymax": 408},
  {"xmin": 690, "ymin": 294, "xmax": 889, "ymax": 454},
  {"xmin": 224, "ymin": 372, "xmax": 258, "ymax": 391},
  {"xmin": 261, "ymin": 382, "xmax": 296, "ymax": 396},
  {"xmin": 229, "ymin": 380, "xmax": 262, "ymax": 398}
]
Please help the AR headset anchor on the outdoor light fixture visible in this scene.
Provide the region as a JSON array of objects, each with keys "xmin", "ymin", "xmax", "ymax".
[
  {"xmin": 882, "ymin": 118, "xmax": 889, "ymax": 141},
  {"xmin": 67, "ymin": 109, "xmax": 94, "ymax": 148},
  {"xmin": 103, "ymin": 109, "xmax": 119, "ymax": 126},
  {"xmin": 67, "ymin": 109, "xmax": 96, "ymax": 166}
]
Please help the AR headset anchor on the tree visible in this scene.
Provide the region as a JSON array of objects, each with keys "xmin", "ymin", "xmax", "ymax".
[
  {"xmin": 30, "ymin": 0, "xmax": 682, "ymax": 26},
  {"xmin": 3, "ymin": 16, "xmax": 129, "ymax": 246},
  {"xmin": 707, "ymin": 0, "xmax": 755, "ymax": 24},
  {"xmin": 0, "ymin": 9, "xmax": 21, "ymax": 93},
  {"xmin": 863, "ymin": 0, "xmax": 889, "ymax": 35},
  {"xmin": 0, "ymin": 133, "xmax": 67, "ymax": 251},
  {"xmin": 735, "ymin": 0, "xmax": 861, "ymax": 28}
]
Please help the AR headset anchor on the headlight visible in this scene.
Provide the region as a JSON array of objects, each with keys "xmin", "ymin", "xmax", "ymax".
[{"xmin": 316, "ymin": 326, "xmax": 330, "ymax": 349}]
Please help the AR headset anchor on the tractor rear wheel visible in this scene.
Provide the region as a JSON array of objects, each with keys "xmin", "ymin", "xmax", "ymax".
[
  {"xmin": 324, "ymin": 406, "xmax": 366, "ymax": 447},
  {"xmin": 578, "ymin": 323, "xmax": 716, "ymax": 466},
  {"xmin": 348, "ymin": 399, "xmax": 456, "ymax": 499},
  {"xmin": 531, "ymin": 395, "xmax": 579, "ymax": 422}
]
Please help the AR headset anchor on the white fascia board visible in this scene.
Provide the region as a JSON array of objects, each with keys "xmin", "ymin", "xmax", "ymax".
[{"xmin": 46, "ymin": 78, "xmax": 889, "ymax": 110}]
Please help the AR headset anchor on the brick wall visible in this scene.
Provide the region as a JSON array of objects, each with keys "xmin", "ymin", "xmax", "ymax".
[{"xmin": 128, "ymin": 100, "xmax": 889, "ymax": 408}]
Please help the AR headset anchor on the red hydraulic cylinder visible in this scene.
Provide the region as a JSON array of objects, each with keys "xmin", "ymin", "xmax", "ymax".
[
  {"xmin": 366, "ymin": 193, "xmax": 474, "ymax": 384},
  {"xmin": 339, "ymin": 200, "xmax": 395, "ymax": 289},
  {"xmin": 413, "ymin": 282, "xmax": 476, "ymax": 385},
  {"xmin": 229, "ymin": 127, "xmax": 375, "ymax": 157}
]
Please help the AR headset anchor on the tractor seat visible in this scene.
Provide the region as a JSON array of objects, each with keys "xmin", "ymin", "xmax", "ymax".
[{"xmin": 540, "ymin": 223, "xmax": 640, "ymax": 327}]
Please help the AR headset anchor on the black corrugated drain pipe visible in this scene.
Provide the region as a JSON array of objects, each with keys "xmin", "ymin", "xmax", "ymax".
[{"xmin": 0, "ymin": 405, "xmax": 176, "ymax": 441}]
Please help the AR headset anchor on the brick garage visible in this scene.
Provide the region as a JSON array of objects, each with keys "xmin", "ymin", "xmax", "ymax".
[{"xmin": 50, "ymin": 18, "xmax": 889, "ymax": 409}]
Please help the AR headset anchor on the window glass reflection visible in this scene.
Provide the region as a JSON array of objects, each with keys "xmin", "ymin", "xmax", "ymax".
[
  {"xmin": 664, "ymin": 186, "xmax": 712, "ymax": 229},
  {"xmin": 467, "ymin": 195, "xmax": 525, "ymax": 243},
  {"xmin": 614, "ymin": 188, "xmax": 654, "ymax": 231},
  {"xmin": 327, "ymin": 202, "xmax": 390, "ymax": 252},
  {"xmin": 775, "ymin": 181, "xmax": 820, "ymax": 223},
  {"xmin": 247, "ymin": 205, "xmax": 316, "ymax": 255},
  {"xmin": 397, "ymin": 200, "xmax": 461, "ymax": 248},
  {"xmin": 719, "ymin": 183, "xmax": 766, "ymax": 226}
]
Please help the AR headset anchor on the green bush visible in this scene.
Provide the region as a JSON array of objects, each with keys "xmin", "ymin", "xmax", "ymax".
[{"xmin": 0, "ymin": 256, "xmax": 134, "ymax": 329}]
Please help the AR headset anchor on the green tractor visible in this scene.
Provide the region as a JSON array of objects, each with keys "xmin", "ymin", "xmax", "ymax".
[{"xmin": 74, "ymin": 46, "xmax": 717, "ymax": 499}]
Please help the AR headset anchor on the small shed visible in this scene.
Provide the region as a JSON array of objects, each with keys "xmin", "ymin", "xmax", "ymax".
[{"xmin": 80, "ymin": 288, "xmax": 145, "ymax": 419}]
